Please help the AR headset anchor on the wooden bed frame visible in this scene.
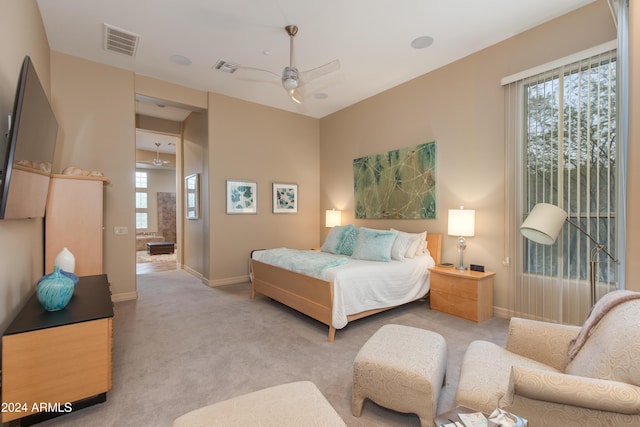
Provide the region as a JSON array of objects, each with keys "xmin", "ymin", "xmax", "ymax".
[{"xmin": 250, "ymin": 233, "xmax": 442, "ymax": 342}]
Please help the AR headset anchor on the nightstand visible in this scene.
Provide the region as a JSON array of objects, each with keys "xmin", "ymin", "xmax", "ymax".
[{"xmin": 429, "ymin": 266, "xmax": 495, "ymax": 322}]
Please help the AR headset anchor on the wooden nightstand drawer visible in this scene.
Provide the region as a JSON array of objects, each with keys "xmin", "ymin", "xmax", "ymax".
[
  {"xmin": 447, "ymin": 295, "xmax": 478, "ymax": 321},
  {"xmin": 429, "ymin": 266, "xmax": 495, "ymax": 322},
  {"xmin": 431, "ymin": 274, "xmax": 478, "ymax": 300}
]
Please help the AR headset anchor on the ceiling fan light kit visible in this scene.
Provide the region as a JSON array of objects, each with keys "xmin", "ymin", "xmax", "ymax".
[{"xmin": 282, "ymin": 66, "xmax": 299, "ymax": 89}]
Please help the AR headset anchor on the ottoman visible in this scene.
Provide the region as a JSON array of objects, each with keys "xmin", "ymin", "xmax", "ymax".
[
  {"xmin": 147, "ymin": 241, "xmax": 175, "ymax": 255},
  {"xmin": 173, "ymin": 381, "xmax": 345, "ymax": 426},
  {"xmin": 352, "ymin": 324, "xmax": 447, "ymax": 427}
]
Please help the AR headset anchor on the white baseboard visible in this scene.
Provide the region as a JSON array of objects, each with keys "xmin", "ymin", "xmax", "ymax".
[{"xmin": 112, "ymin": 291, "xmax": 138, "ymax": 302}]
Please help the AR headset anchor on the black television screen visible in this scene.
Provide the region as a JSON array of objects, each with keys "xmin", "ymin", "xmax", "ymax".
[{"xmin": 0, "ymin": 56, "xmax": 58, "ymax": 220}]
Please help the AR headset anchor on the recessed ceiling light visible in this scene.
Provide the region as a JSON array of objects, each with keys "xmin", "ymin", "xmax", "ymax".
[
  {"xmin": 411, "ymin": 36, "xmax": 434, "ymax": 49},
  {"xmin": 314, "ymin": 92, "xmax": 328, "ymax": 100},
  {"xmin": 170, "ymin": 54, "xmax": 192, "ymax": 66}
]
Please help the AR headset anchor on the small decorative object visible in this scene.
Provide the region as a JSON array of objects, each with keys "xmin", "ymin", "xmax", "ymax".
[
  {"xmin": 37, "ymin": 266, "xmax": 75, "ymax": 311},
  {"xmin": 60, "ymin": 270, "xmax": 79, "ymax": 286},
  {"xmin": 272, "ymin": 183, "xmax": 298, "ymax": 213},
  {"xmin": 54, "ymin": 247, "xmax": 75, "ymax": 273},
  {"xmin": 226, "ymin": 180, "xmax": 257, "ymax": 214}
]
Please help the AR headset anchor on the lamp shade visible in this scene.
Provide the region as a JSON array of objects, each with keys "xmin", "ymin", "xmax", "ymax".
[
  {"xmin": 448, "ymin": 208, "xmax": 475, "ymax": 237},
  {"xmin": 520, "ymin": 203, "xmax": 567, "ymax": 245},
  {"xmin": 325, "ymin": 209, "xmax": 341, "ymax": 227}
]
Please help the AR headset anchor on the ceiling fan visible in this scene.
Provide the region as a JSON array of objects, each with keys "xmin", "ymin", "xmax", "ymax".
[
  {"xmin": 138, "ymin": 142, "xmax": 172, "ymax": 167},
  {"xmin": 216, "ymin": 25, "xmax": 340, "ymax": 104}
]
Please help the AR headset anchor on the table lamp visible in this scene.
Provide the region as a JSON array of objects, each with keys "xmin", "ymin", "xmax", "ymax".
[
  {"xmin": 520, "ymin": 202, "xmax": 618, "ymax": 307},
  {"xmin": 448, "ymin": 206, "xmax": 475, "ymax": 270},
  {"xmin": 325, "ymin": 209, "xmax": 342, "ymax": 228}
]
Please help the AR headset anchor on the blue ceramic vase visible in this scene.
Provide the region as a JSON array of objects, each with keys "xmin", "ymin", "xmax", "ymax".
[{"xmin": 37, "ymin": 266, "xmax": 75, "ymax": 311}]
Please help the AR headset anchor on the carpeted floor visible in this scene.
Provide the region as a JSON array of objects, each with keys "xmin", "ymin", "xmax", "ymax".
[
  {"xmin": 39, "ymin": 269, "xmax": 508, "ymax": 427},
  {"xmin": 136, "ymin": 250, "xmax": 176, "ymax": 264}
]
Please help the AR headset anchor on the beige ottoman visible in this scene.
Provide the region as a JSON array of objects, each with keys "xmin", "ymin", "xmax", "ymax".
[
  {"xmin": 352, "ymin": 324, "xmax": 447, "ymax": 427},
  {"xmin": 173, "ymin": 381, "xmax": 345, "ymax": 426}
]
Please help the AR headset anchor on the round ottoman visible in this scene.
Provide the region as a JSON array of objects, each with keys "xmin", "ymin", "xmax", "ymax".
[{"xmin": 352, "ymin": 324, "xmax": 447, "ymax": 427}]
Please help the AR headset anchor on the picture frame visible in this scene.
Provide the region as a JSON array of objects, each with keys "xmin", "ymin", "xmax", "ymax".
[
  {"xmin": 226, "ymin": 180, "xmax": 257, "ymax": 214},
  {"xmin": 272, "ymin": 183, "xmax": 298, "ymax": 214},
  {"xmin": 185, "ymin": 173, "xmax": 199, "ymax": 219}
]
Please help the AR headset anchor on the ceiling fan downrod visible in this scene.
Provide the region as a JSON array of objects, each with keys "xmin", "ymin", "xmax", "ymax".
[{"xmin": 282, "ymin": 25, "xmax": 299, "ymax": 90}]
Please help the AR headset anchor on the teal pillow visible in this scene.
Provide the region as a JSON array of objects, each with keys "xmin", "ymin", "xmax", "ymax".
[
  {"xmin": 321, "ymin": 224, "xmax": 354, "ymax": 254},
  {"xmin": 337, "ymin": 227, "xmax": 359, "ymax": 255},
  {"xmin": 351, "ymin": 228, "xmax": 398, "ymax": 262}
]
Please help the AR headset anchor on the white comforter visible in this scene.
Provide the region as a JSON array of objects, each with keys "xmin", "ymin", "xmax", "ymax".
[{"xmin": 252, "ymin": 249, "xmax": 435, "ymax": 329}]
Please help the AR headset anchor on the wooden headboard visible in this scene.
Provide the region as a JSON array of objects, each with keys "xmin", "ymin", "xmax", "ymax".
[{"xmin": 426, "ymin": 233, "xmax": 442, "ymax": 265}]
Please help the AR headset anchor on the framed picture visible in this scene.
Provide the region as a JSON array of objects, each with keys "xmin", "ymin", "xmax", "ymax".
[
  {"xmin": 272, "ymin": 183, "xmax": 298, "ymax": 213},
  {"xmin": 185, "ymin": 173, "xmax": 199, "ymax": 219},
  {"xmin": 226, "ymin": 180, "xmax": 257, "ymax": 214}
]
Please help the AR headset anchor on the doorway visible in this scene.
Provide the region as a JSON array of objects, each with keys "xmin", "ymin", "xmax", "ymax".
[
  {"xmin": 134, "ymin": 94, "xmax": 208, "ymax": 282},
  {"xmin": 135, "ymin": 129, "xmax": 179, "ymax": 274}
]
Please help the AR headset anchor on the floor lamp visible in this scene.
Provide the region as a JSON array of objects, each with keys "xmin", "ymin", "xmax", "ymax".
[{"xmin": 520, "ymin": 203, "xmax": 618, "ymax": 308}]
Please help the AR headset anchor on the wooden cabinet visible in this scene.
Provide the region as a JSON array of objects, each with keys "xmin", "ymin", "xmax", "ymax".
[
  {"xmin": 45, "ymin": 175, "xmax": 108, "ymax": 276},
  {"xmin": 429, "ymin": 266, "xmax": 495, "ymax": 322},
  {"xmin": 2, "ymin": 275, "xmax": 113, "ymax": 423}
]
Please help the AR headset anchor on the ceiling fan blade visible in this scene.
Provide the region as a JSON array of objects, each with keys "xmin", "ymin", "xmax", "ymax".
[
  {"xmin": 288, "ymin": 88, "xmax": 304, "ymax": 104},
  {"xmin": 300, "ymin": 59, "xmax": 340, "ymax": 86},
  {"xmin": 235, "ymin": 65, "xmax": 281, "ymax": 80}
]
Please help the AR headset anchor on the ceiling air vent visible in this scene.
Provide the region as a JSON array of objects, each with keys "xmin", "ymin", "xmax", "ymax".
[
  {"xmin": 103, "ymin": 23, "xmax": 139, "ymax": 57},
  {"xmin": 214, "ymin": 60, "xmax": 238, "ymax": 74}
]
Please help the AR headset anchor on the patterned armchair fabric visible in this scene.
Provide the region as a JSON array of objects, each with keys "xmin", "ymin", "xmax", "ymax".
[{"xmin": 455, "ymin": 296, "xmax": 640, "ymax": 426}]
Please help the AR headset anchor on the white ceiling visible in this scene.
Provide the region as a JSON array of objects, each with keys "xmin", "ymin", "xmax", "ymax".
[{"xmin": 37, "ymin": 0, "xmax": 596, "ymax": 120}]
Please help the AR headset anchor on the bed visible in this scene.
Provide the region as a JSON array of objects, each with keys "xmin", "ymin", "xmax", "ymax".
[{"xmin": 250, "ymin": 229, "xmax": 442, "ymax": 342}]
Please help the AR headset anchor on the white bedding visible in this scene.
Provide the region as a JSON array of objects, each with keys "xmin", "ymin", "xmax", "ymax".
[{"xmin": 252, "ymin": 249, "xmax": 435, "ymax": 329}]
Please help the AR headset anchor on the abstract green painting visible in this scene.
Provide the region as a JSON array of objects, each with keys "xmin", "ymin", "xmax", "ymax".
[{"xmin": 353, "ymin": 141, "xmax": 437, "ymax": 219}]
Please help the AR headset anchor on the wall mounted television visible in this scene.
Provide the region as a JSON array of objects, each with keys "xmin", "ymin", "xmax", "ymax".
[{"xmin": 0, "ymin": 56, "xmax": 58, "ymax": 220}]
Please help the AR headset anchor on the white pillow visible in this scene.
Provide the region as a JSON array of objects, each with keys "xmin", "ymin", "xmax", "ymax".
[
  {"xmin": 390, "ymin": 229, "xmax": 422, "ymax": 261},
  {"xmin": 407, "ymin": 231, "xmax": 427, "ymax": 257}
]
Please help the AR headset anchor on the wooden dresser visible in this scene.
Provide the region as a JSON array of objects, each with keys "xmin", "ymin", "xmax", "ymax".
[
  {"xmin": 45, "ymin": 175, "xmax": 108, "ymax": 276},
  {"xmin": 1, "ymin": 275, "xmax": 113, "ymax": 424},
  {"xmin": 429, "ymin": 266, "xmax": 495, "ymax": 322}
]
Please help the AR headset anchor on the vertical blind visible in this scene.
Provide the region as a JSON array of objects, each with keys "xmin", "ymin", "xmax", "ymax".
[{"xmin": 506, "ymin": 49, "xmax": 619, "ymax": 325}]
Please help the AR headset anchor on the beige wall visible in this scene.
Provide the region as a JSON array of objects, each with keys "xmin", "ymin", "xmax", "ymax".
[
  {"xmin": 0, "ymin": 1, "xmax": 52, "ymax": 330},
  {"xmin": 183, "ymin": 110, "xmax": 209, "ymax": 277},
  {"xmin": 209, "ymin": 93, "xmax": 320, "ymax": 284},
  {"xmin": 50, "ymin": 52, "xmax": 137, "ymax": 298},
  {"xmin": 319, "ymin": 0, "xmax": 619, "ymax": 313}
]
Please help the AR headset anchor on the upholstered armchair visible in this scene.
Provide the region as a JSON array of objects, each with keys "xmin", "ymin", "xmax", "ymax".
[{"xmin": 455, "ymin": 291, "xmax": 640, "ymax": 426}]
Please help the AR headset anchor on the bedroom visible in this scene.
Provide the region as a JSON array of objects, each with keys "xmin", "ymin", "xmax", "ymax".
[{"xmin": 0, "ymin": 0, "xmax": 638, "ymax": 424}]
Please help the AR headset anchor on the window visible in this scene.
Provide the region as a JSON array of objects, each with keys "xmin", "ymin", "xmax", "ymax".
[
  {"xmin": 135, "ymin": 171, "xmax": 148, "ymax": 229},
  {"xmin": 506, "ymin": 48, "xmax": 620, "ymax": 323},
  {"xmin": 135, "ymin": 171, "xmax": 148, "ymax": 189}
]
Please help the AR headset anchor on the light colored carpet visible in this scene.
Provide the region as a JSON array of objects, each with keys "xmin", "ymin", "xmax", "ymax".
[
  {"xmin": 40, "ymin": 269, "xmax": 508, "ymax": 427},
  {"xmin": 136, "ymin": 250, "xmax": 176, "ymax": 263}
]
